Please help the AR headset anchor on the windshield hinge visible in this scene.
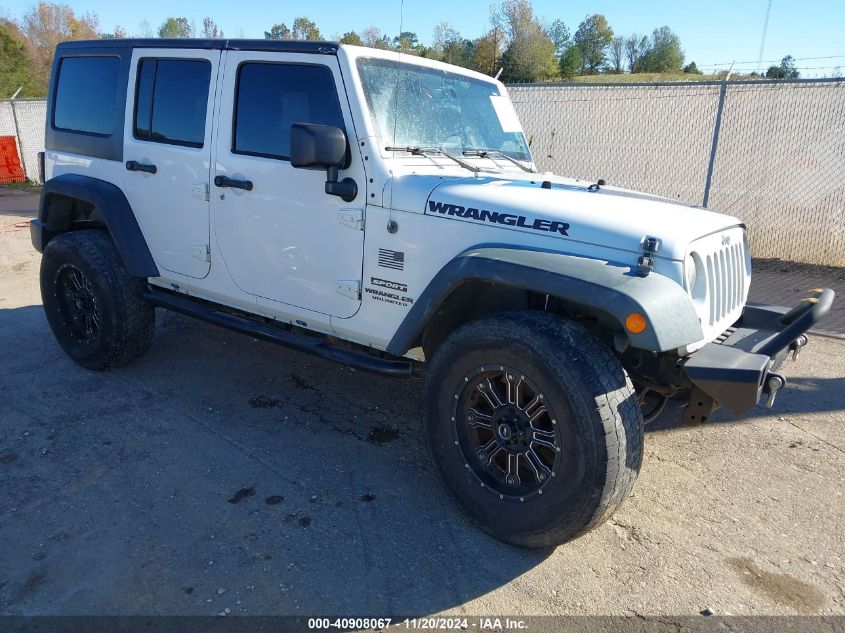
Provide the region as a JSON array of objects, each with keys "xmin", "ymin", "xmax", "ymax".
[{"xmin": 338, "ymin": 209, "xmax": 364, "ymax": 231}]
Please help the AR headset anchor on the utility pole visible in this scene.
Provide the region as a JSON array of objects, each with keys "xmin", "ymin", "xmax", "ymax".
[{"xmin": 756, "ymin": 0, "xmax": 773, "ymax": 74}]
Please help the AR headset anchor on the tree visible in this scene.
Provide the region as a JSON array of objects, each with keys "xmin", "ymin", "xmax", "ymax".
[
  {"xmin": 362, "ymin": 26, "xmax": 391, "ymax": 49},
  {"xmin": 0, "ymin": 21, "xmax": 41, "ymax": 97},
  {"xmin": 573, "ymin": 14, "xmax": 613, "ymax": 74},
  {"xmin": 393, "ymin": 31, "xmax": 418, "ymax": 52},
  {"xmin": 683, "ymin": 61, "xmax": 701, "ymax": 74},
  {"xmin": 138, "ymin": 19, "xmax": 153, "ymax": 37},
  {"xmin": 558, "ymin": 44, "xmax": 582, "ymax": 80},
  {"xmin": 201, "ymin": 17, "xmax": 223, "ymax": 39},
  {"xmin": 22, "ymin": 2, "xmax": 99, "ymax": 83},
  {"xmin": 493, "ymin": 0, "xmax": 558, "ymax": 83},
  {"xmin": 548, "ymin": 18, "xmax": 570, "ymax": 56},
  {"xmin": 766, "ymin": 55, "xmax": 799, "ymax": 79},
  {"xmin": 291, "ymin": 17, "xmax": 321, "ymax": 40},
  {"xmin": 158, "ymin": 17, "xmax": 192, "ymax": 38},
  {"xmin": 638, "ymin": 26, "xmax": 684, "ymax": 72},
  {"xmin": 264, "ymin": 23, "xmax": 290, "ymax": 39},
  {"xmin": 473, "ymin": 28, "xmax": 503, "ymax": 75},
  {"xmin": 624, "ymin": 33, "xmax": 649, "ymax": 72},
  {"xmin": 339, "ymin": 31, "xmax": 362, "ymax": 45},
  {"xmin": 608, "ymin": 35, "xmax": 624, "ymax": 73},
  {"xmin": 99, "ymin": 25, "xmax": 128, "ymax": 39}
]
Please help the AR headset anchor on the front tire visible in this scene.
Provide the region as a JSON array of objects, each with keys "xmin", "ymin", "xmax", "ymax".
[
  {"xmin": 424, "ymin": 312, "xmax": 643, "ymax": 548},
  {"xmin": 40, "ymin": 230, "xmax": 155, "ymax": 370}
]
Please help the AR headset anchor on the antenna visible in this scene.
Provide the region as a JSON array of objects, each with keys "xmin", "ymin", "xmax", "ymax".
[
  {"xmin": 756, "ymin": 0, "xmax": 773, "ymax": 73},
  {"xmin": 390, "ymin": 0, "xmax": 405, "ymax": 150}
]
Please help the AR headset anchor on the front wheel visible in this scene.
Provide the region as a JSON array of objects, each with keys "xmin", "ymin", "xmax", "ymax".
[{"xmin": 424, "ymin": 312, "xmax": 643, "ymax": 548}]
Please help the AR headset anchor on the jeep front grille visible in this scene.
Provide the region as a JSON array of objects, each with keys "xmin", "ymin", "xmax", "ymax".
[
  {"xmin": 688, "ymin": 227, "xmax": 750, "ymax": 345},
  {"xmin": 704, "ymin": 241, "xmax": 748, "ymax": 326}
]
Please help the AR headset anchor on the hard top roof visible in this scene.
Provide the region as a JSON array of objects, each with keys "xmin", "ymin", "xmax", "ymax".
[{"xmin": 56, "ymin": 39, "xmax": 340, "ymax": 55}]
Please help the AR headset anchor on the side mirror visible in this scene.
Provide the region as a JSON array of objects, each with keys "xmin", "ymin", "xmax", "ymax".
[{"xmin": 290, "ymin": 123, "xmax": 357, "ymax": 203}]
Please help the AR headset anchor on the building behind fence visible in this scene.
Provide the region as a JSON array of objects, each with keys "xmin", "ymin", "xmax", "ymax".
[{"xmin": 2, "ymin": 78, "xmax": 843, "ymax": 266}]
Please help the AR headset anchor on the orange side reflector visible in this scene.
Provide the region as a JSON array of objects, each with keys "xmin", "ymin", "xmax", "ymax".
[{"xmin": 625, "ymin": 313, "xmax": 648, "ymax": 334}]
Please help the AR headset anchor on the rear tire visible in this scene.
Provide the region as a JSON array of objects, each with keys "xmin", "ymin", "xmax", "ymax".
[
  {"xmin": 40, "ymin": 230, "xmax": 155, "ymax": 370},
  {"xmin": 423, "ymin": 311, "xmax": 643, "ymax": 548}
]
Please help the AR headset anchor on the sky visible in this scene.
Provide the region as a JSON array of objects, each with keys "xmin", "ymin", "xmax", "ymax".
[{"xmin": 2, "ymin": 0, "xmax": 844, "ymax": 77}]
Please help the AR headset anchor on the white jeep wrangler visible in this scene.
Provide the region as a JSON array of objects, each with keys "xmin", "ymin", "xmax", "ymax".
[{"xmin": 32, "ymin": 39, "xmax": 833, "ymax": 547}]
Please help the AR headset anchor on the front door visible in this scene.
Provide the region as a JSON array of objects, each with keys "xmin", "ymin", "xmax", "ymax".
[
  {"xmin": 212, "ymin": 52, "xmax": 366, "ymax": 318},
  {"xmin": 123, "ymin": 49, "xmax": 220, "ymax": 279}
]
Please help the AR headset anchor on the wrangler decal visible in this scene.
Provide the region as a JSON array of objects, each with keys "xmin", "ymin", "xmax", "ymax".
[{"xmin": 427, "ymin": 200, "xmax": 570, "ymax": 236}]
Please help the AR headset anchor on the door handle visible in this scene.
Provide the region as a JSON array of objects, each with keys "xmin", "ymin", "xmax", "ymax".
[
  {"xmin": 214, "ymin": 175, "xmax": 253, "ymax": 191},
  {"xmin": 125, "ymin": 160, "xmax": 157, "ymax": 174}
]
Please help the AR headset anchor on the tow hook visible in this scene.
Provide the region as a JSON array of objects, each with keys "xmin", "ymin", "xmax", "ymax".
[
  {"xmin": 765, "ymin": 373, "xmax": 786, "ymax": 408},
  {"xmin": 789, "ymin": 334, "xmax": 808, "ymax": 361}
]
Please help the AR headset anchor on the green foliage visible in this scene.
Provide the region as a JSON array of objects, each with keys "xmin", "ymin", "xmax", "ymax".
[
  {"xmin": 264, "ymin": 23, "xmax": 289, "ymax": 39},
  {"xmin": 638, "ymin": 26, "xmax": 684, "ymax": 72},
  {"xmin": 574, "ymin": 14, "xmax": 613, "ymax": 74},
  {"xmin": 339, "ymin": 31, "xmax": 362, "ymax": 45},
  {"xmin": 393, "ymin": 31, "xmax": 418, "ymax": 52},
  {"xmin": 683, "ymin": 61, "xmax": 701, "ymax": 74},
  {"xmin": 558, "ymin": 45, "xmax": 582, "ymax": 80},
  {"xmin": 0, "ymin": 22, "xmax": 41, "ymax": 97},
  {"xmin": 495, "ymin": 0, "xmax": 558, "ymax": 82},
  {"xmin": 766, "ymin": 55, "xmax": 799, "ymax": 79},
  {"xmin": 548, "ymin": 19, "xmax": 570, "ymax": 56},
  {"xmin": 291, "ymin": 17, "xmax": 321, "ymax": 40},
  {"xmin": 158, "ymin": 17, "xmax": 192, "ymax": 38}
]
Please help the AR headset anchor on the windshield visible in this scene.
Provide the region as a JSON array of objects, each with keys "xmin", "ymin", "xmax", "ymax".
[{"xmin": 356, "ymin": 57, "xmax": 532, "ymax": 162}]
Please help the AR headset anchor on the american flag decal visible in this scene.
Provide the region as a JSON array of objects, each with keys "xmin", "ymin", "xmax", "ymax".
[{"xmin": 378, "ymin": 248, "xmax": 405, "ymax": 271}]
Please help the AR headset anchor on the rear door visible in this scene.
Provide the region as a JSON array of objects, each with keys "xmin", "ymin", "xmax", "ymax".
[
  {"xmin": 211, "ymin": 51, "xmax": 366, "ymax": 318},
  {"xmin": 123, "ymin": 49, "xmax": 221, "ymax": 279}
]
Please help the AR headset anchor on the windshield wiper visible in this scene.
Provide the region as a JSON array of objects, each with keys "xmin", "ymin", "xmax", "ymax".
[
  {"xmin": 463, "ymin": 148, "xmax": 536, "ymax": 173},
  {"xmin": 385, "ymin": 146, "xmax": 479, "ymax": 173}
]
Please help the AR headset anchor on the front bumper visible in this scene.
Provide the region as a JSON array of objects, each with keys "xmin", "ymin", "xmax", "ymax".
[{"xmin": 680, "ymin": 288, "xmax": 835, "ymax": 423}]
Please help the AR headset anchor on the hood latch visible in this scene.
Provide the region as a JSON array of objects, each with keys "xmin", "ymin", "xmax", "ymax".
[{"xmin": 637, "ymin": 236, "xmax": 661, "ymax": 276}]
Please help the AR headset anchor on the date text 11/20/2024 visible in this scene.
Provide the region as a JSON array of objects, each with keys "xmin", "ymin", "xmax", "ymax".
[{"xmin": 307, "ymin": 617, "xmax": 529, "ymax": 629}]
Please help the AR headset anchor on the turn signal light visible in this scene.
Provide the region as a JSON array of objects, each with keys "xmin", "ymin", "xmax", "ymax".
[{"xmin": 625, "ymin": 313, "xmax": 648, "ymax": 334}]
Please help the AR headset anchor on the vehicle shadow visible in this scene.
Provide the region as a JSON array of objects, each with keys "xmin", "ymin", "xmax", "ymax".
[{"xmin": 1, "ymin": 305, "xmax": 841, "ymax": 616}]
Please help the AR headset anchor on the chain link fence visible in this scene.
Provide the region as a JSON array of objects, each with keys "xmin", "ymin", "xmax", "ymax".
[
  {"xmin": 510, "ymin": 78, "xmax": 845, "ymax": 267},
  {"xmin": 3, "ymin": 79, "xmax": 844, "ymax": 265},
  {"xmin": 0, "ymin": 99, "xmax": 46, "ymax": 183}
]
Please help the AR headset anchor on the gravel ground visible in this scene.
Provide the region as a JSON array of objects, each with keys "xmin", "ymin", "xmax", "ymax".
[{"xmin": 1, "ymin": 192, "xmax": 843, "ymax": 617}]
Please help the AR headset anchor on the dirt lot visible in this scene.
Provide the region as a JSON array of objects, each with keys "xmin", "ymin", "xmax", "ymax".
[{"xmin": 1, "ymin": 190, "xmax": 843, "ymax": 617}]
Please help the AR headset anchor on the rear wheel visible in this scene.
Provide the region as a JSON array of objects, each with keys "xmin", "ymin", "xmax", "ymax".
[
  {"xmin": 424, "ymin": 311, "xmax": 643, "ymax": 548},
  {"xmin": 40, "ymin": 230, "xmax": 155, "ymax": 370}
]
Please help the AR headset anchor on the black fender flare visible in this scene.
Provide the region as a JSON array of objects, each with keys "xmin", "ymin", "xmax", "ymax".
[
  {"xmin": 31, "ymin": 173, "xmax": 158, "ymax": 278},
  {"xmin": 386, "ymin": 246, "xmax": 704, "ymax": 355}
]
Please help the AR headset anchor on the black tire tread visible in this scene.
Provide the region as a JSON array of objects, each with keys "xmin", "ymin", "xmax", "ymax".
[
  {"xmin": 41, "ymin": 230, "xmax": 154, "ymax": 370},
  {"xmin": 424, "ymin": 311, "xmax": 643, "ymax": 548}
]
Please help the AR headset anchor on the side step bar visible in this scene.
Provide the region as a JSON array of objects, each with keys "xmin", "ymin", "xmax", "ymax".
[{"xmin": 144, "ymin": 288, "xmax": 414, "ymax": 377}]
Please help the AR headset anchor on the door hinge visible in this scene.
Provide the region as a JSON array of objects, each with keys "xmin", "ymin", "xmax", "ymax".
[
  {"xmin": 192, "ymin": 244, "xmax": 210, "ymax": 262},
  {"xmin": 192, "ymin": 182, "xmax": 210, "ymax": 201},
  {"xmin": 338, "ymin": 209, "xmax": 364, "ymax": 231},
  {"xmin": 336, "ymin": 280, "xmax": 361, "ymax": 300}
]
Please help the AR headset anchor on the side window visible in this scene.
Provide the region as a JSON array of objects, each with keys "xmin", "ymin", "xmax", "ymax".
[
  {"xmin": 134, "ymin": 58, "xmax": 211, "ymax": 147},
  {"xmin": 53, "ymin": 56, "xmax": 120, "ymax": 135},
  {"xmin": 233, "ymin": 63, "xmax": 345, "ymax": 160}
]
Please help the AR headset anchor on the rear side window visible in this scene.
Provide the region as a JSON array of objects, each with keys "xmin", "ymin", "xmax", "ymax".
[
  {"xmin": 233, "ymin": 63, "xmax": 345, "ymax": 160},
  {"xmin": 53, "ymin": 56, "xmax": 120, "ymax": 135},
  {"xmin": 134, "ymin": 58, "xmax": 211, "ymax": 147}
]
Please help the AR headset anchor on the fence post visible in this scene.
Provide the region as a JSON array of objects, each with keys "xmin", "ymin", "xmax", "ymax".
[
  {"xmin": 702, "ymin": 80, "xmax": 728, "ymax": 208},
  {"xmin": 9, "ymin": 96, "xmax": 29, "ymax": 182}
]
